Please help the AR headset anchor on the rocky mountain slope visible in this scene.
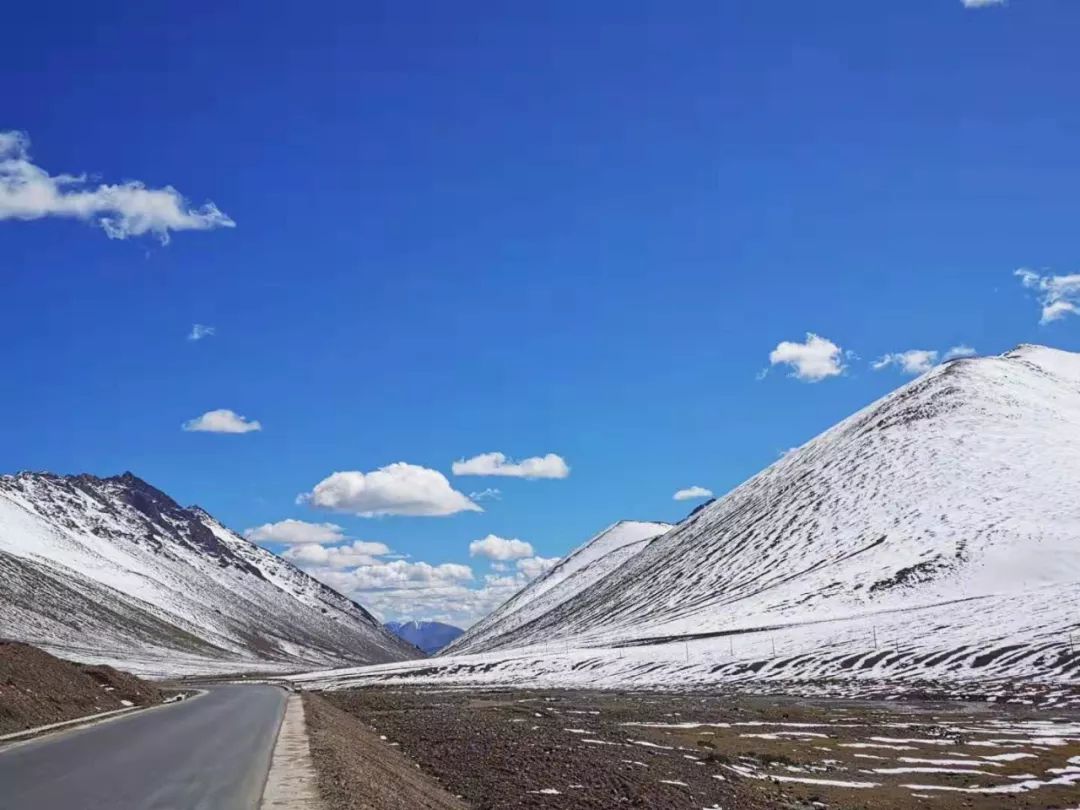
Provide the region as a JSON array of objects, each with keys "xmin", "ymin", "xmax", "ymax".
[
  {"xmin": 0, "ymin": 472, "xmax": 417, "ymax": 676},
  {"xmin": 0, "ymin": 641, "xmax": 164, "ymax": 735},
  {"xmin": 385, "ymin": 621, "xmax": 463, "ymax": 654},
  {"xmin": 443, "ymin": 520, "xmax": 673, "ymax": 656},
  {"xmin": 293, "ymin": 345, "xmax": 1080, "ymax": 692}
]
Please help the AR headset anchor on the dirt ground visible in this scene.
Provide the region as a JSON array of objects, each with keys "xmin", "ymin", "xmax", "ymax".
[
  {"xmin": 304, "ymin": 692, "xmax": 468, "ymax": 810},
  {"xmin": 320, "ymin": 687, "xmax": 1080, "ymax": 810},
  {"xmin": 0, "ymin": 641, "xmax": 163, "ymax": 735}
]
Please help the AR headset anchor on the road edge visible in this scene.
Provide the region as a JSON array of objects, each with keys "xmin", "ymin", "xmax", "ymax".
[
  {"xmin": 0, "ymin": 690, "xmax": 205, "ymax": 752},
  {"xmin": 260, "ymin": 690, "xmax": 324, "ymax": 809}
]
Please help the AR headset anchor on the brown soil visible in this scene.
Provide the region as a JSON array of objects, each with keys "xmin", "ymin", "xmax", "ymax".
[
  {"xmin": 321, "ymin": 687, "xmax": 1080, "ymax": 810},
  {"xmin": 0, "ymin": 641, "xmax": 163, "ymax": 735},
  {"xmin": 304, "ymin": 692, "xmax": 469, "ymax": 810}
]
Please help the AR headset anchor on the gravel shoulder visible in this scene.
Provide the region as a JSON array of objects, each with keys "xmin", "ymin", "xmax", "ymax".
[{"xmin": 303, "ymin": 693, "xmax": 468, "ymax": 810}]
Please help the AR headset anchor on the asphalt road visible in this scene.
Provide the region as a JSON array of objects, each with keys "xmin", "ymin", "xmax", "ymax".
[{"xmin": 0, "ymin": 684, "xmax": 287, "ymax": 810}]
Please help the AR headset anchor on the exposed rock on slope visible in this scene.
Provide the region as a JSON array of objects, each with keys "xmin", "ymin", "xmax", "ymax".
[
  {"xmin": 0, "ymin": 472, "xmax": 417, "ymax": 676},
  {"xmin": 0, "ymin": 641, "xmax": 163, "ymax": 735}
]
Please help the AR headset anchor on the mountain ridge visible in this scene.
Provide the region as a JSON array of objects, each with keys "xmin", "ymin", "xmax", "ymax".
[
  {"xmin": 444, "ymin": 519, "xmax": 674, "ymax": 655},
  {"xmin": 0, "ymin": 471, "xmax": 416, "ymax": 676},
  {"xmin": 293, "ymin": 344, "xmax": 1080, "ymax": 691}
]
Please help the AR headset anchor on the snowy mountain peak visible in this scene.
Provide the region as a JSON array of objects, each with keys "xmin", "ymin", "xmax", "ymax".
[
  {"xmin": 437, "ymin": 345, "xmax": 1080, "ymax": 686},
  {"xmin": 0, "ymin": 471, "xmax": 416, "ymax": 676}
]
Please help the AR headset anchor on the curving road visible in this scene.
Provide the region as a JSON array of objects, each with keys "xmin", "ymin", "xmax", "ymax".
[{"xmin": 0, "ymin": 684, "xmax": 286, "ymax": 810}]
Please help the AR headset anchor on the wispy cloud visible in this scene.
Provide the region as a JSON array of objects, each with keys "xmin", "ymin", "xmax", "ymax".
[
  {"xmin": 468, "ymin": 488, "xmax": 502, "ymax": 502},
  {"xmin": 0, "ymin": 131, "xmax": 234, "ymax": 243},
  {"xmin": 1016, "ymin": 268, "xmax": 1080, "ymax": 324},
  {"xmin": 872, "ymin": 349, "xmax": 940, "ymax": 376},
  {"xmin": 298, "ymin": 463, "xmax": 481, "ymax": 517},
  {"xmin": 515, "ymin": 556, "xmax": 559, "ymax": 580},
  {"xmin": 766, "ymin": 333, "xmax": 846, "ymax": 382},
  {"xmin": 281, "ymin": 540, "xmax": 394, "ymax": 570},
  {"xmin": 244, "ymin": 519, "xmax": 348, "ymax": 545},
  {"xmin": 962, "ymin": 0, "xmax": 1006, "ymax": 8},
  {"xmin": 181, "ymin": 408, "xmax": 262, "ymax": 433},
  {"xmin": 452, "ymin": 452, "xmax": 570, "ymax": 479},
  {"xmin": 943, "ymin": 345, "xmax": 977, "ymax": 360},
  {"xmin": 673, "ymin": 486, "xmax": 713, "ymax": 501},
  {"xmin": 187, "ymin": 324, "xmax": 215, "ymax": 341}
]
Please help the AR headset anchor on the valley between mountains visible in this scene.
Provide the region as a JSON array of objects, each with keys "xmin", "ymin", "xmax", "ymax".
[{"xmin": 2, "ymin": 345, "xmax": 1079, "ymax": 810}]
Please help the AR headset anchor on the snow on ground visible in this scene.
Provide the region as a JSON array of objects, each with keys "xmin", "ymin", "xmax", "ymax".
[{"xmin": 292, "ymin": 346, "xmax": 1080, "ymax": 695}]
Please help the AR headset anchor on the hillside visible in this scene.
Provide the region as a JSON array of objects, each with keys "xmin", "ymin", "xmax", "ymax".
[
  {"xmin": 385, "ymin": 621, "xmax": 463, "ymax": 654},
  {"xmin": 0, "ymin": 472, "xmax": 417, "ymax": 676},
  {"xmin": 0, "ymin": 641, "xmax": 164, "ymax": 735},
  {"xmin": 292, "ymin": 345, "xmax": 1080, "ymax": 692},
  {"xmin": 443, "ymin": 520, "xmax": 673, "ymax": 655}
]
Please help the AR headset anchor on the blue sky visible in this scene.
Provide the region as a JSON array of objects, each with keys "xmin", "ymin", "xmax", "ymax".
[{"xmin": 3, "ymin": 0, "xmax": 1078, "ymax": 625}]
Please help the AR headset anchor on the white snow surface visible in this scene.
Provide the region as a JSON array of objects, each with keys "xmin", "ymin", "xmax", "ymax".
[
  {"xmin": 444, "ymin": 519, "xmax": 672, "ymax": 655},
  {"xmin": 0, "ymin": 472, "xmax": 417, "ymax": 676},
  {"xmin": 290, "ymin": 345, "xmax": 1080, "ymax": 693}
]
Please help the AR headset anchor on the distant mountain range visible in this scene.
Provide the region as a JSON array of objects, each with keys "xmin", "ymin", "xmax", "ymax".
[
  {"xmin": 0, "ymin": 472, "xmax": 418, "ymax": 676},
  {"xmin": 385, "ymin": 620, "xmax": 464, "ymax": 654}
]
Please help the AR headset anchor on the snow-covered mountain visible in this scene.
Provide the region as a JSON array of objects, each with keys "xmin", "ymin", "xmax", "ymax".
[
  {"xmin": 291, "ymin": 345, "xmax": 1080, "ymax": 692},
  {"xmin": 443, "ymin": 520, "xmax": 673, "ymax": 656},
  {"xmin": 385, "ymin": 620, "xmax": 463, "ymax": 654},
  {"xmin": 0, "ymin": 472, "xmax": 418, "ymax": 676}
]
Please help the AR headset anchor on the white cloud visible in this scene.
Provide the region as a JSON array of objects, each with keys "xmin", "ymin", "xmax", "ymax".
[
  {"xmin": 244, "ymin": 519, "xmax": 348, "ymax": 545},
  {"xmin": 343, "ymin": 580, "xmax": 514, "ymax": 629},
  {"xmin": 872, "ymin": 349, "xmax": 939, "ymax": 376},
  {"xmin": 188, "ymin": 324, "xmax": 215, "ymax": 341},
  {"xmin": 515, "ymin": 555, "xmax": 560, "ymax": 580},
  {"xmin": 0, "ymin": 131, "xmax": 234, "ymax": 243},
  {"xmin": 673, "ymin": 486, "xmax": 713, "ymax": 501},
  {"xmin": 469, "ymin": 534, "xmax": 535, "ymax": 561},
  {"xmin": 282, "ymin": 540, "xmax": 393, "ymax": 570},
  {"xmin": 282, "ymin": 527, "xmax": 564, "ymax": 625},
  {"xmin": 943, "ymin": 345, "xmax": 977, "ymax": 361},
  {"xmin": 181, "ymin": 408, "xmax": 262, "ymax": 433},
  {"xmin": 310, "ymin": 559, "xmax": 475, "ymax": 592},
  {"xmin": 768, "ymin": 333, "xmax": 846, "ymax": 382},
  {"xmin": 452, "ymin": 452, "xmax": 570, "ymax": 479},
  {"xmin": 962, "ymin": 0, "xmax": 1005, "ymax": 7},
  {"xmin": 300, "ymin": 555, "xmax": 560, "ymax": 627},
  {"xmin": 1016, "ymin": 269, "xmax": 1080, "ymax": 324},
  {"xmin": 469, "ymin": 488, "xmax": 502, "ymax": 501},
  {"xmin": 299, "ymin": 463, "xmax": 481, "ymax": 517}
]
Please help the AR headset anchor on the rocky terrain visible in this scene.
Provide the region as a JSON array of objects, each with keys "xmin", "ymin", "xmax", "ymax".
[
  {"xmin": 318, "ymin": 687, "xmax": 1080, "ymax": 809},
  {"xmin": 0, "ymin": 641, "xmax": 164, "ymax": 735}
]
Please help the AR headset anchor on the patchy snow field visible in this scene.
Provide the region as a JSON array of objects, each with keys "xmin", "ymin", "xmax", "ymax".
[{"xmin": 320, "ymin": 687, "xmax": 1080, "ymax": 810}]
